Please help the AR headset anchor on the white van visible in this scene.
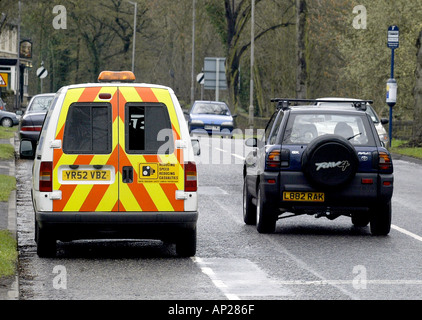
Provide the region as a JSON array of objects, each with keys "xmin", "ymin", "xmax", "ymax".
[{"xmin": 26, "ymin": 71, "xmax": 199, "ymax": 257}]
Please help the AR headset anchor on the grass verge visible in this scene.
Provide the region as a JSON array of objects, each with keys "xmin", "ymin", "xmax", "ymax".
[
  {"xmin": 0, "ymin": 126, "xmax": 17, "ymax": 139},
  {"xmin": 0, "ymin": 230, "xmax": 17, "ymax": 277},
  {"xmin": 0, "ymin": 144, "xmax": 15, "ymax": 160},
  {"xmin": 0, "ymin": 174, "xmax": 15, "ymax": 202},
  {"xmin": 390, "ymin": 139, "xmax": 422, "ymax": 160}
]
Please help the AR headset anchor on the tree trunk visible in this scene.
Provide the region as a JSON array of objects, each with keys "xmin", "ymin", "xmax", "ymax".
[
  {"xmin": 409, "ymin": 29, "xmax": 422, "ymax": 146},
  {"xmin": 296, "ymin": 0, "xmax": 307, "ymax": 99}
]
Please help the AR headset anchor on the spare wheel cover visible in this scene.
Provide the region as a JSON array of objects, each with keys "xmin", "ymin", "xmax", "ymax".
[{"xmin": 302, "ymin": 135, "xmax": 359, "ymax": 189}]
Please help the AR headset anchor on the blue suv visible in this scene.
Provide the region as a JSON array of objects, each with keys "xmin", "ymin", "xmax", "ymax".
[{"xmin": 243, "ymin": 99, "xmax": 394, "ymax": 235}]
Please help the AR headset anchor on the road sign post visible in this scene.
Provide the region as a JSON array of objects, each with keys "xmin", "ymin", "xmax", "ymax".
[
  {"xmin": 386, "ymin": 26, "xmax": 399, "ymax": 148},
  {"xmin": 196, "ymin": 72, "xmax": 204, "ymax": 100},
  {"xmin": 36, "ymin": 62, "xmax": 48, "ymax": 94},
  {"xmin": 203, "ymin": 57, "xmax": 227, "ymax": 101}
]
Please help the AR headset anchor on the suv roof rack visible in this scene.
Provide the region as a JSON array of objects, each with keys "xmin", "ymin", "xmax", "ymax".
[{"xmin": 271, "ymin": 98, "xmax": 373, "ymax": 111}]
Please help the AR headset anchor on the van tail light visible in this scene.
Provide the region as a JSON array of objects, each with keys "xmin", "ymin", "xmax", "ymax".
[
  {"xmin": 184, "ymin": 162, "xmax": 197, "ymax": 192},
  {"xmin": 39, "ymin": 161, "xmax": 53, "ymax": 192},
  {"xmin": 378, "ymin": 151, "xmax": 393, "ymax": 172}
]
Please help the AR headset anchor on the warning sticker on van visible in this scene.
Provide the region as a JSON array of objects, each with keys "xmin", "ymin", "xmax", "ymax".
[{"xmin": 138, "ymin": 163, "xmax": 179, "ymax": 183}]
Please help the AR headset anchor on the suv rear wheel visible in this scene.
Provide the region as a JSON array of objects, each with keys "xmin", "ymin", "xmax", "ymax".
[
  {"xmin": 369, "ymin": 201, "xmax": 391, "ymax": 236},
  {"xmin": 243, "ymin": 179, "xmax": 256, "ymax": 225},
  {"xmin": 256, "ymin": 186, "xmax": 276, "ymax": 233},
  {"xmin": 351, "ymin": 213, "xmax": 370, "ymax": 227}
]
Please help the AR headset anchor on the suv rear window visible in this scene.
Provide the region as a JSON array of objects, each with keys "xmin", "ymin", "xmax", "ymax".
[
  {"xmin": 282, "ymin": 113, "xmax": 375, "ymax": 146},
  {"xmin": 125, "ymin": 103, "xmax": 174, "ymax": 154},
  {"xmin": 63, "ymin": 103, "xmax": 112, "ymax": 154}
]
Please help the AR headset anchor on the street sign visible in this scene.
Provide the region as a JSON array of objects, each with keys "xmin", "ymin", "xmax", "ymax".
[
  {"xmin": 197, "ymin": 72, "xmax": 204, "ymax": 85},
  {"xmin": 204, "ymin": 57, "xmax": 227, "ymax": 90},
  {"xmin": 0, "ymin": 73, "xmax": 8, "ymax": 87},
  {"xmin": 387, "ymin": 25, "xmax": 399, "ymax": 49},
  {"xmin": 36, "ymin": 66, "xmax": 48, "ymax": 79}
]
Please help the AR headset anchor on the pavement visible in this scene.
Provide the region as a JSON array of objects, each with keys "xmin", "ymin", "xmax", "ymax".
[{"xmin": 0, "ymin": 134, "xmax": 19, "ymax": 300}]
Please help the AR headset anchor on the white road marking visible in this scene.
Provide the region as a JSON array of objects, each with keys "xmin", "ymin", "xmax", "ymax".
[
  {"xmin": 392, "ymin": 224, "xmax": 422, "ymax": 242},
  {"xmin": 192, "ymin": 257, "xmax": 294, "ymax": 300},
  {"xmin": 214, "ymin": 147, "xmax": 245, "ymax": 161}
]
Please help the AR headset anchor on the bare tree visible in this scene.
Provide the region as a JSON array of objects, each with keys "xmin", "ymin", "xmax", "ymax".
[
  {"xmin": 206, "ymin": 0, "xmax": 294, "ymax": 114},
  {"xmin": 295, "ymin": 0, "xmax": 307, "ymax": 99}
]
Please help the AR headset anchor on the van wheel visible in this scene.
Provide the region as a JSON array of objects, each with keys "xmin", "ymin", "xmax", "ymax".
[
  {"xmin": 256, "ymin": 187, "xmax": 276, "ymax": 234},
  {"xmin": 176, "ymin": 228, "xmax": 197, "ymax": 257},
  {"xmin": 36, "ymin": 222, "xmax": 57, "ymax": 258},
  {"xmin": 370, "ymin": 201, "xmax": 391, "ymax": 236},
  {"xmin": 243, "ymin": 179, "xmax": 256, "ymax": 225}
]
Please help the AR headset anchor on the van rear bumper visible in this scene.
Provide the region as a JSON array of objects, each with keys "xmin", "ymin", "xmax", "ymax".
[{"xmin": 36, "ymin": 211, "xmax": 198, "ymax": 241}]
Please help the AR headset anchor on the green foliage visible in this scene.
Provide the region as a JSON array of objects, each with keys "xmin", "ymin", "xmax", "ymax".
[
  {"xmin": 0, "ymin": 174, "xmax": 15, "ymax": 202},
  {"xmin": 0, "ymin": 144, "xmax": 15, "ymax": 160},
  {"xmin": 337, "ymin": 0, "xmax": 422, "ymax": 119},
  {"xmin": 0, "ymin": 230, "xmax": 17, "ymax": 278},
  {"xmin": 204, "ymin": 2, "xmax": 227, "ymax": 48},
  {"xmin": 4, "ymin": 0, "xmax": 421, "ymax": 125},
  {"xmin": 391, "ymin": 139, "xmax": 422, "ymax": 159}
]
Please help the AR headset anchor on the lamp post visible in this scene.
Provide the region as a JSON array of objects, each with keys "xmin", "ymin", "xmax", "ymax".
[
  {"xmin": 190, "ymin": 0, "xmax": 196, "ymax": 106},
  {"xmin": 248, "ymin": 0, "xmax": 255, "ymax": 128},
  {"xmin": 128, "ymin": 1, "xmax": 137, "ymax": 74},
  {"xmin": 15, "ymin": 1, "xmax": 21, "ymax": 110}
]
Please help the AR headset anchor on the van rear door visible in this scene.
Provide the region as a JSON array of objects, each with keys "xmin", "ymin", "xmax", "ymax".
[
  {"xmin": 52, "ymin": 86, "xmax": 119, "ymax": 212},
  {"xmin": 118, "ymin": 86, "xmax": 185, "ymax": 212}
]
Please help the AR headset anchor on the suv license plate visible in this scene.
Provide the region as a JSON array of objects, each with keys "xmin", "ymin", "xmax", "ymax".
[
  {"xmin": 62, "ymin": 170, "xmax": 111, "ymax": 181},
  {"xmin": 204, "ymin": 125, "xmax": 220, "ymax": 131},
  {"xmin": 283, "ymin": 192, "xmax": 325, "ymax": 202}
]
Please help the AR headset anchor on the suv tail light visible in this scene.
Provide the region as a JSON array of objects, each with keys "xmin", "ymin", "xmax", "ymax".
[
  {"xmin": 184, "ymin": 162, "xmax": 197, "ymax": 192},
  {"xmin": 266, "ymin": 149, "xmax": 281, "ymax": 168},
  {"xmin": 266, "ymin": 148, "xmax": 290, "ymax": 169},
  {"xmin": 39, "ymin": 162, "xmax": 53, "ymax": 192},
  {"xmin": 378, "ymin": 151, "xmax": 393, "ymax": 172}
]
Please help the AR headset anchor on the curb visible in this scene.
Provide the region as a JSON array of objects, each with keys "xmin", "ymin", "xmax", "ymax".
[{"xmin": 391, "ymin": 152, "xmax": 422, "ymax": 166}]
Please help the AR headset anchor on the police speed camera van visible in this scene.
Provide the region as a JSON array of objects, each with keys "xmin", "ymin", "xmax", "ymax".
[{"xmin": 29, "ymin": 71, "xmax": 199, "ymax": 257}]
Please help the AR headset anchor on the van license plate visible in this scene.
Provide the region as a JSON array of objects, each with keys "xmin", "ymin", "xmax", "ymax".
[
  {"xmin": 62, "ymin": 170, "xmax": 111, "ymax": 181},
  {"xmin": 283, "ymin": 192, "xmax": 325, "ymax": 202}
]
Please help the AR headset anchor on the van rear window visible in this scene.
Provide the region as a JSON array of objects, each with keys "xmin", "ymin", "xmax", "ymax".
[
  {"xmin": 125, "ymin": 103, "xmax": 174, "ymax": 154},
  {"xmin": 63, "ymin": 103, "xmax": 112, "ymax": 154}
]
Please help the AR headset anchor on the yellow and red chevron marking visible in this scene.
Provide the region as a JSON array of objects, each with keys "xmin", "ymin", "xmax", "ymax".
[{"xmin": 52, "ymin": 85, "xmax": 184, "ymax": 213}]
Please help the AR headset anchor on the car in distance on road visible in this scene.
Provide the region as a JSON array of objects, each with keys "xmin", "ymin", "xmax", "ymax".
[
  {"xmin": 0, "ymin": 100, "xmax": 20, "ymax": 127},
  {"xmin": 19, "ymin": 93, "xmax": 55, "ymax": 158},
  {"xmin": 0, "ymin": 97, "xmax": 6, "ymax": 110},
  {"xmin": 27, "ymin": 71, "xmax": 198, "ymax": 258},
  {"xmin": 186, "ymin": 100, "xmax": 236, "ymax": 137},
  {"xmin": 317, "ymin": 97, "xmax": 390, "ymax": 146},
  {"xmin": 243, "ymin": 98, "xmax": 394, "ymax": 235}
]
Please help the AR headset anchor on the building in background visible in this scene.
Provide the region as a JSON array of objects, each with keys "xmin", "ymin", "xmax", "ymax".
[{"xmin": 0, "ymin": 14, "xmax": 32, "ymax": 110}]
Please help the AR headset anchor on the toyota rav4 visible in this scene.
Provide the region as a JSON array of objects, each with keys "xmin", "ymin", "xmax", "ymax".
[{"xmin": 243, "ymin": 99, "xmax": 393, "ymax": 235}]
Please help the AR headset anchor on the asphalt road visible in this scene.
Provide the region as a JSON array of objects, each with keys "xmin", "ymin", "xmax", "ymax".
[{"xmin": 16, "ymin": 137, "xmax": 422, "ymax": 302}]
